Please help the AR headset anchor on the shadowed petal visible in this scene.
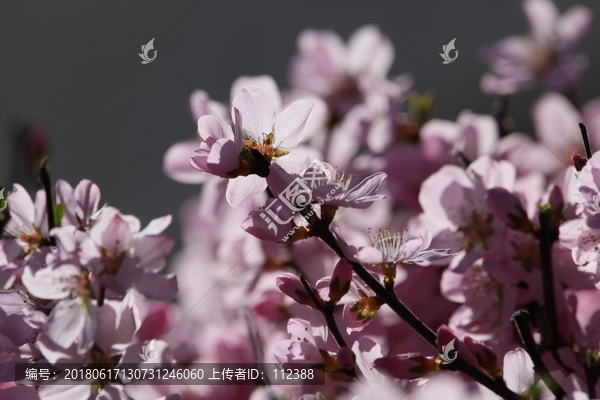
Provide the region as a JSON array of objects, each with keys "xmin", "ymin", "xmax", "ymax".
[
  {"xmin": 163, "ymin": 140, "xmax": 208, "ymax": 184},
  {"xmin": 226, "ymin": 175, "xmax": 268, "ymax": 207}
]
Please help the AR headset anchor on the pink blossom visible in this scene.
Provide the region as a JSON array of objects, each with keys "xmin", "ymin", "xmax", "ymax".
[
  {"xmin": 0, "ymin": 289, "xmax": 46, "ymax": 347},
  {"xmin": 225, "ymin": 85, "xmax": 314, "ymax": 206},
  {"xmin": 480, "ymin": 0, "xmax": 592, "ymax": 94},
  {"xmin": 2, "ymin": 184, "xmax": 48, "ymax": 264},
  {"xmin": 79, "ymin": 207, "xmax": 177, "ymax": 301},
  {"xmin": 164, "ymin": 76, "xmax": 323, "ymax": 195},
  {"xmin": 560, "ymin": 152, "xmax": 600, "ymax": 287},
  {"xmin": 190, "ymin": 109, "xmax": 244, "ymax": 178},
  {"xmin": 274, "ymin": 312, "xmax": 331, "ymax": 364},
  {"xmin": 441, "ymin": 258, "xmax": 517, "ymax": 344},
  {"xmin": 331, "ymin": 74, "xmax": 413, "ymax": 155},
  {"xmin": 55, "ymin": 179, "xmax": 102, "ymax": 229},
  {"xmin": 290, "ymin": 25, "xmax": 394, "ymax": 116},
  {"xmin": 427, "ymin": 111, "xmax": 499, "ymax": 163},
  {"xmin": 95, "ymin": 293, "xmax": 141, "ymax": 355},
  {"xmin": 533, "ymin": 92, "xmax": 600, "ymax": 170},
  {"xmin": 341, "ymin": 281, "xmax": 382, "ymax": 333},
  {"xmin": 267, "ymin": 160, "xmax": 388, "ymax": 210},
  {"xmin": 22, "ymin": 253, "xmax": 98, "ymax": 359},
  {"xmin": 312, "ymin": 171, "xmax": 388, "ymax": 210},
  {"xmin": 355, "ymin": 228, "xmax": 451, "ymax": 266},
  {"xmin": 418, "ymin": 156, "xmax": 516, "ymax": 272},
  {"xmin": 503, "ymin": 348, "xmax": 551, "ymax": 397},
  {"xmin": 276, "ymin": 272, "xmax": 316, "ymax": 307}
]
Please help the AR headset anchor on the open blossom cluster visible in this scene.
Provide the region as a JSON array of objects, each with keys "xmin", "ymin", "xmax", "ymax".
[
  {"xmin": 0, "ymin": 181, "xmax": 179, "ymax": 399},
  {"xmin": 2, "ymin": 0, "xmax": 600, "ymax": 399}
]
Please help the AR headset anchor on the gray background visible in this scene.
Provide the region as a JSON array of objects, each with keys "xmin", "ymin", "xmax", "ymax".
[{"xmin": 1, "ymin": 0, "xmax": 599, "ymax": 257}]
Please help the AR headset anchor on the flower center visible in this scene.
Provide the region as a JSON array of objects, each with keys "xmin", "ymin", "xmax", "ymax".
[
  {"xmin": 244, "ymin": 132, "xmax": 289, "ymax": 161},
  {"xmin": 370, "ymin": 227, "xmax": 408, "ymax": 264},
  {"xmin": 461, "ymin": 263, "xmax": 499, "ymax": 302},
  {"xmin": 76, "ymin": 270, "xmax": 93, "ymax": 300},
  {"xmin": 457, "ymin": 210, "xmax": 494, "ymax": 252},
  {"xmin": 100, "ymin": 248, "xmax": 128, "ymax": 276},
  {"xmin": 19, "ymin": 232, "xmax": 42, "ymax": 249},
  {"xmin": 350, "ymin": 290, "xmax": 384, "ymax": 322}
]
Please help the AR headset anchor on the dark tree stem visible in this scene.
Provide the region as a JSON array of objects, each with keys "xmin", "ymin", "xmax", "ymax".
[
  {"xmin": 292, "ymin": 263, "xmax": 360, "ymax": 379},
  {"xmin": 513, "ymin": 310, "xmax": 566, "ymax": 399},
  {"xmin": 493, "ymin": 95, "xmax": 511, "ymax": 138},
  {"xmin": 97, "ymin": 286, "xmax": 106, "ymax": 307},
  {"xmin": 580, "ymin": 123, "xmax": 593, "ymax": 159},
  {"xmin": 537, "ymin": 208, "xmax": 561, "ymax": 349},
  {"xmin": 38, "ymin": 157, "xmax": 56, "ymax": 246},
  {"xmin": 300, "ymin": 209, "xmax": 525, "ymax": 400},
  {"xmin": 585, "ymin": 365, "xmax": 598, "ymax": 399},
  {"xmin": 585, "ymin": 351, "xmax": 599, "ymax": 399},
  {"xmin": 298, "ymin": 274, "xmax": 348, "ymax": 350}
]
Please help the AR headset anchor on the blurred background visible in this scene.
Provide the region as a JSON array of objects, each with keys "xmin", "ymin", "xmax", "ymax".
[{"xmin": 1, "ymin": 0, "xmax": 599, "ymax": 258}]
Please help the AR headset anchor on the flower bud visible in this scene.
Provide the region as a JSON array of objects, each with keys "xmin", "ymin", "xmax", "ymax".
[
  {"xmin": 436, "ymin": 325, "xmax": 458, "ymax": 354},
  {"xmin": 571, "ymin": 153, "xmax": 587, "ymax": 171},
  {"xmin": 276, "ymin": 273, "xmax": 318, "ymax": 308},
  {"xmin": 328, "ymin": 259, "xmax": 352, "ymax": 304}
]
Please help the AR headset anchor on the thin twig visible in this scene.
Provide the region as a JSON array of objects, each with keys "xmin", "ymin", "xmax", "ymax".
[
  {"xmin": 580, "ymin": 123, "xmax": 593, "ymax": 159},
  {"xmin": 293, "ymin": 261, "xmax": 360, "ymax": 379},
  {"xmin": 493, "ymin": 95, "xmax": 511, "ymax": 138},
  {"xmin": 38, "ymin": 157, "xmax": 56, "ymax": 246},
  {"xmin": 585, "ymin": 365, "xmax": 598, "ymax": 399},
  {"xmin": 298, "ymin": 274, "xmax": 348, "ymax": 349},
  {"xmin": 300, "ymin": 208, "xmax": 525, "ymax": 400},
  {"xmin": 537, "ymin": 207, "xmax": 561, "ymax": 349}
]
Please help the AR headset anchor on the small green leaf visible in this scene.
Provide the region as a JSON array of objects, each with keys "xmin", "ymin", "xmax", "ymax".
[{"xmin": 54, "ymin": 204, "xmax": 65, "ymax": 227}]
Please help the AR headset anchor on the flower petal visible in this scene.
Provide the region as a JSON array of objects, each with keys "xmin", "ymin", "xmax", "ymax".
[
  {"xmin": 533, "ymin": 92, "xmax": 580, "ymax": 151},
  {"xmin": 347, "ymin": 25, "xmax": 394, "ymax": 77},
  {"xmin": 206, "ymin": 138, "xmax": 243, "ymax": 176},
  {"xmin": 89, "ymin": 208, "xmax": 133, "ymax": 254},
  {"xmin": 504, "ymin": 348, "xmax": 535, "ymax": 394},
  {"xmin": 7, "ymin": 184, "xmax": 35, "ymax": 234},
  {"xmin": 226, "ymin": 175, "xmax": 268, "ymax": 207},
  {"xmin": 163, "ymin": 140, "xmax": 208, "ymax": 184},
  {"xmin": 44, "ymin": 299, "xmax": 91, "ymax": 350},
  {"xmin": 22, "ymin": 264, "xmax": 78, "ymax": 300},
  {"xmin": 133, "ymin": 272, "xmax": 178, "ymax": 301},
  {"xmin": 230, "ymin": 75, "xmax": 282, "ymax": 111},
  {"xmin": 523, "ymin": 0, "xmax": 558, "ymax": 44},
  {"xmin": 74, "ymin": 179, "xmax": 101, "ymax": 221},
  {"xmin": 197, "ymin": 115, "xmax": 235, "ymax": 143},
  {"xmin": 273, "ymin": 100, "xmax": 313, "ymax": 149},
  {"xmin": 231, "ymin": 86, "xmax": 276, "ymax": 141},
  {"xmin": 355, "ymin": 246, "xmax": 384, "ymax": 264}
]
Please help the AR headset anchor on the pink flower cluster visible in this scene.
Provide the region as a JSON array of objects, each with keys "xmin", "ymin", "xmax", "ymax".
[
  {"xmin": 0, "ymin": 181, "xmax": 179, "ymax": 399},
  {"xmin": 2, "ymin": 0, "xmax": 600, "ymax": 399}
]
